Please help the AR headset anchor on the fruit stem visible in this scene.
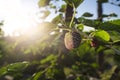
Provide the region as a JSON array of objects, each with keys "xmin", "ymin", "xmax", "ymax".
[
  {"xmin": 54, "ymin": 28, "xmax": 71, "ymax": 32},
  {"xmin": 69, "ymin": 3, "xmax": 76, "ymax": 29}
]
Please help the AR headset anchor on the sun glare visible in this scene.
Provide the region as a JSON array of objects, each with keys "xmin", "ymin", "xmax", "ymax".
[
  {"xmin": 0, "ymin": 0, "xmax": 40, "ymax": 37},
  {"xmin": 3, "ymin": 14, "xmax": 36, "ymax": 36}
]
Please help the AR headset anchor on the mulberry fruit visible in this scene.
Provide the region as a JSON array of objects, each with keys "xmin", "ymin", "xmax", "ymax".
[{"xmin": 64, "ymin": 31, "xmax": 81, "ymax": 50}]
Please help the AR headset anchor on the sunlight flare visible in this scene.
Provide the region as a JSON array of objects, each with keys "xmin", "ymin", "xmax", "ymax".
[{"xmin": 0, "ymin": 0, "xmax": 42, "ymax": 37}]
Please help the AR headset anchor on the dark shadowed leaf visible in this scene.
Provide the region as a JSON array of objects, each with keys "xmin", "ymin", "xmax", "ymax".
[
  {"xmin": 98, "ymin": 0, "xmax": 108, "ymax": 3},
  {"xmin": 82, "ymin": 12, "xmax": 93, "ymax": 17},
  {"xmin": 102, "ymin": 14, "xmax": 109, "ymax": 18},
  {"xmin": 109, "ymin": 31, "xmax": 120, "ymax": 42},
  {"xmin": 100, "ymin": 19, "xmax": 120, "ymax": 32},
  {"xmin": 113, "ymin": 40, "xmax": 120, "ymax": 45},
  {"xmin": 109, "ymin": 13, "xmax": 117, "ymax": 17},
  {"xmin": 78, "ymin": 18, "xmax": 120, "ymax": 32},
  {"xmin": 77, "ymin": 17, "xmax": 101, "ymax": 28}
]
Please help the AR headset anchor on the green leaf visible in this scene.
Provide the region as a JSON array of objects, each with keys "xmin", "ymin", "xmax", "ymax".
[
  {"xmin": 40, "ymin": 10, "xmax": 50, "ymax": 19},
  {"xmin": 82, "ymin": 12, "xmax": 93, "ymax": 17},
  {"xmin": 111, "ymin": 47, "xmax": 120, "ymax": 55},
  {"xmin": 73, "ymin": 0, "xmax": 84, "ymax": 8},
  {"xmin": 102, "ymin": 13, "xmax": 117, "ymax": 18},
  {"xmin": 102, "ymin": 14, "xmax": 109, "ymax": 18},
  {"xmin": 59, "ymin": 4, "xmax": 66, "ymax": 12},
  {"xmin": 113, "ymin": 40, "xmax": 120, "ymax": 45},
  {"xmin": 38, "ymin": 22, "xmax": 56, "ymax": 33},
  {"xmin": 100, "ymin": 19, "xmax": 120, "ymax": 32},
  {"xmin": 98, "ymin": 0, "xmax": 108, "ymax": 3},
  {"xmin": 76, "ymin": 24, "xmax": 84, "ymax": 31},
  {"xmin": 7, "ymin": 61, "xmax": 29, "ymax": 72},
  {"xmin": 0, "ymin": 67, "xmax": 7, "ymax": 76},
  {"xmin": 38, "ymin": 0, "xmax": 51, "ymax": 7},
  {"xmin": 52, "ymin": 14, "xmax": 63, "ymax": 24},
  {"xmin": 77, "ymin": 17, "xmax": 101, "ymax": 28},
  {"xmin": 33, "ymin": 71, "xmax": 44, "ymax": 80},
  {"xmin": 94, "ymin": 30, "xmax": 110, "ymax": 42},
  {"xmin": 77, "ymin": 19, "xmax": 120, "ymax": 32},
  {"xmin": 108, "ymin": 19, "xmax": 120, "ymax": 25},
  {"xmin": 40, "ymin": 54, "xmax": 57, "ymax": 64},
  {"xmin": 0, "ymin": 21, "xmax": 3, "ymax": 25},
  {"xmin": 49, "ymin": 4, "xmax": 56, "ymax": 9},
  {"xmin": 0, "ymin": 62, "xmax": 29, "ymax": 77},
  {"xmin": 109, "ymin": 13, "xmax": 117, "ymax": 17},
  {"xmin": 101, "ymin": 66, "xmax": 117, "ymax": 80},
  {"xmin": 109, "ymin": 31, "xmax": 120, "ymax": 41}
]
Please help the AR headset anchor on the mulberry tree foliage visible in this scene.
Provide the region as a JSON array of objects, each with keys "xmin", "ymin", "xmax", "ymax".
[{"xmin": 0, "ymin": 0, "xmax": 120, "ymax": 80}]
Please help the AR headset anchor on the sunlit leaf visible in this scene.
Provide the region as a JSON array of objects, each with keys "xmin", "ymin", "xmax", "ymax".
[
  {"xmin": 76, "ymin": 24, "xmax": 84, "ymax": 31},
  {"xmin": 52, "ymin": 14, "xmax": 63, "ymax": 24},
  {"xmin": 0, "ymin": 67, "xmax": 7, "ymax": 76},
  {"xmin": 40, "ymin": 10, "xmax": 50, "ymax": 19},
  {"xmin": 38, "ymin": 22, "xmax": 56, "ymax": 33},
  {"xmin": 94, "ymin": 30, "xmax": 110, "ymax": 42},
  {"xmin": 49, "ymin": 3, "xmax": 56, "ymax": 9},
  {"xmin": 33, "ymin": 71, "xmax": 44, "ymax": 80},
  {"xmin": 64, "ymin": 67, "xmax": 73, "ymax": 76},
  {"xmin": 59, "ymin": 4, "xmax": 66, "ymax": 12},
  {"xmin": 0, "ymin": 22, "xmax": 3, "ymax": 26},
  {"xmin": 40, "ymin": 54, "xmax": 57, "ymax": 64},
  {"xmin": 7, "ymin": 62, "xmax": 29, "ymax": 72},
  {"xmin": 24, "ymin": 49, "xmax": 31, "ymax": 54},
  {"xmin": 0, "ymin": 62, "xmax": 29, "ymax": 77},
  {"xmin": 38, "ymin": 0, "xmax": 51, "ymax": 7}
]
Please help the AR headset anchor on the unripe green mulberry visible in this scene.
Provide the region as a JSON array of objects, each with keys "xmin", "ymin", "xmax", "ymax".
[{"xmin": 64, "ymin": 31, "xmax": 81, "ymax": 50}]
